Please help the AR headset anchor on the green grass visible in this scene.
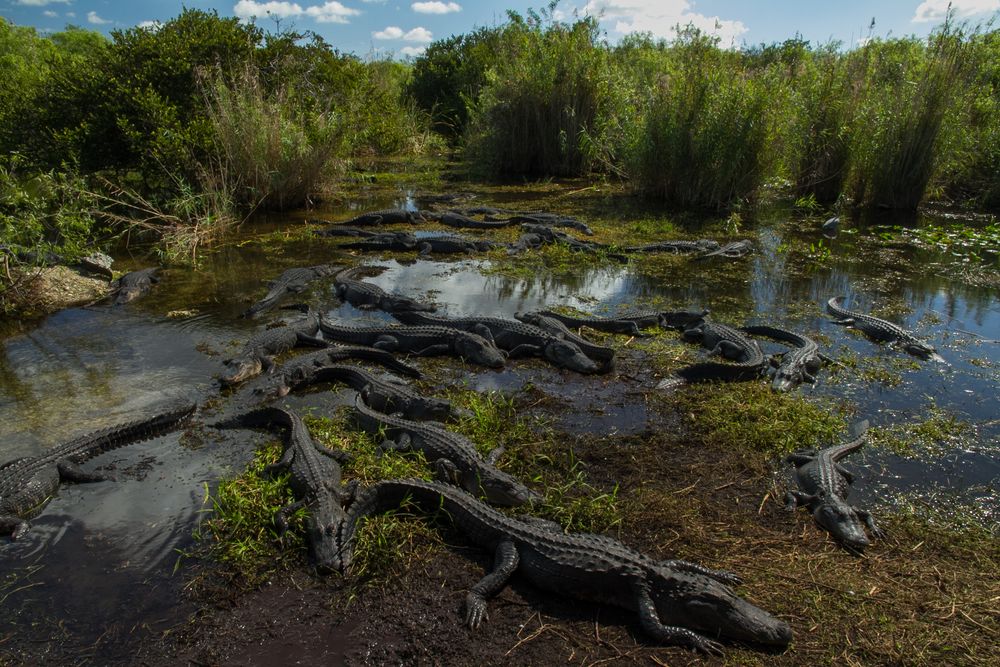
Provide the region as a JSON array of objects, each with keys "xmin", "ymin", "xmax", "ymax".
[{"xmin": 869, "ymin": 405, "xmax": 974, "ymax": 457}]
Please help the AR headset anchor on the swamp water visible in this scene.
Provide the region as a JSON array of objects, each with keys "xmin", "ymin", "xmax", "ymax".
[{"xmin": 0, "ymin": 184, "xmax": 997, "ymax": 662}]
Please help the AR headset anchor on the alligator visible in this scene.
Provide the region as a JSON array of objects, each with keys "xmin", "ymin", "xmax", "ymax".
[
  {"xmin": 350, "ymin": 397, "xmax": 537, "ymax": 506},
  {"xmin": 659, "ymin": 319, "xmax": 767, "ymax": 387},
  {"xmin": 391, "ymin": 311, "xmax": 600, "ymax": 374},
  {"xmin": 333, "ymin": 209, "xmax": 422, "ymax": 227},
  {"xmin": 416, "ymin": 235, "xmax": 497, "ymax": 255},
  {"xmin": 241, "ymin": 264, "xmax": 337, "ymax": 318},
  {"xmin": 221, "ymin": 311, "xmax": 327, "ymax": 386},
  {"xmin": 433, "ymin": 212, "xmax": 519, "ymax": 231},
  {"xmin": 785, "ymin": 420, "xmax": 883, "ymax": 551},
  {"xmin": 624, "ymin": 239, "xmax": 720, "ymax": 254},
  {"xmin": 337, "ymin": 478, "xmax": 792, "ymax": 654},
  {"xmin": 514, "ymin": 311, "xmax": 615, "ymax": 372},
  {"xmin": 214, "ymin": 407, "xmax": 352, "ymax": 573},
  {"xmin": 289, "ymin": 363, "xmax": 460, "ymax": 422},
  {"xmin": 826, "ymin": 296, "xmax": 944, "ymax": 362},
  {"xmin": 312, "ymin": 226, "xmax": 383, "ymax": 238},
  {"xmin": 694, "ymin": 240, "xmax": 754, "ymax": 260},
  {"xmin": 532, "ymin": 308, "xmax": 708, "ymax": 336},
  {"xmin": 318, "ymin": 319, "xmax": 506, "ymax": 369},
  {"xmin": 1, "ymin": 402, "xmax": 195, "ymax": 539},
  {"xmin": 337, "ymin": 231, "xmax": 419, "ymax": 252},
  {"xmin": 109, "ymin": 267, "xmax": 160, "ymax": 305},
  {"xmin": 246, "ymin": 344, "xmax": 422, "ymax": 401},
  {"xmin": 485, "ymin": 212, "xmax": 595, "ymax": 236},
  {"xmin": 334, "ymin": 266, "xmax": 435, "ymax": 313},
  {"xmin": 741, "ymin": 325, "xmax": 824, "ymax": 392},
  {"xmin": 509, "ymin": 224, "xmax": 624, "ymax": 260}
]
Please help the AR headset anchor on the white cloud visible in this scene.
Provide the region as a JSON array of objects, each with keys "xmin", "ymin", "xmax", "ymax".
[
  {"xmin": 13, "ymin": 0, "xmax": 70, "ymax": 6},
  {"xmin": 87, "ymin": 11, "xmax": 111, "ymax": 25},
  {"xmin": 411, "ymin": 2, "xmax": 461, "ymax": 15},
  {"xmin": 400, "ymin": 45, "xmax": 426, "ymax": 57},
  {"xmin": 304, "ymin": 1, "xmax": 361, "ymax": 23},
  {"xmin": 580, "ymin": 0, "xmax": 747, "ymax": 45},
  {"xmin": 373, "ymin": 26, "xmax": 404, "ymax": 39},
  {"xmin": 404, "ymin": 27, "xmax": 432, "ymax": 42},
  {"xmin": 42, "ymin": 10, "xmax": 58, "ymax": 17},
  {"xmin": 912, "ymin": 0, "xmax": 1000, "ymax": 22},
  {"xmin": 138, "ymin": 20, "xmax": 163, "ymax": 31},
  {"xmin": 232, "ymin": 1, "xmax": 361, "ymax": 24},
  {"xmin": 66, "ymin": 11, "xmax": 75, "ymax": 17}
]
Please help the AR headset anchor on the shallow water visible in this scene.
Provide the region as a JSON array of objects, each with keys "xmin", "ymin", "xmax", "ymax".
[{"xmin": 0, "ymin": 184, "xmax": 997, "ymax": 660}]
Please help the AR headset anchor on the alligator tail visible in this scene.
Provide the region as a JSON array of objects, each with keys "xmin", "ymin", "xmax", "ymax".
[{"xmin": 65, "ymin": 402, "xmax": 196, "ymax": 464}]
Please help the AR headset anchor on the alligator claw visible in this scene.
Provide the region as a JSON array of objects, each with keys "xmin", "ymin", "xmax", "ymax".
[{"xmin": 464, "ymin": 594, "xmax": 489, "ymax": 629}]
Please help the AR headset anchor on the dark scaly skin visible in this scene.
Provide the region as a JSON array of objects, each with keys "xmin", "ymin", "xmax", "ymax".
[
  {"xmin": 660, "ymin": 320, "xmax": 766, "ymax": 387},
  {"xmin": 338, "ymin": 479, "xmax": 792, "ymax": 654},
  {"xmin": 534, "ymin": 309, "xmax": 708, "ymax": 336},
  {"xmin": 741, "ymin": 325, "xmax": 823, "ymax": 392},
  {"xmin": 785, "ymin": 421, "xmax": 883, "ymax": 551},
  {"xmin": 624, "ymin": 239, "xmax": 720, "ymax": 254},
  {"xmin": 349, "ymin": 397, "xmax": 538, "ymax": 507},
  {"xmin": 241, "ymin": 264, "xmax": 337, "ymax": 319},
  {"xmin": 435, "ymin": 212, "xmax": 519, "ymax": 230},
  {"xmin": 416, "ymin": 236, "xmax": 496, "ymax": 255},
  {"xmin": 826, "ymin": 297, "xmax": 944, "ymax": 362},
  {"xmin": 221, "ymin": 312, "xmax": 327, "ymax": 386},
  {"xmin": 318, "ymin": 319, "xmax": 506, "ymax": 369},
  {"xmin": 1, "ymin": 403, "xmax": 195, "ymax": 539},
  {"xmin": 514, "ymin": 311, "xmax": 615, "ymax": 373},
  {"xmin": 334, "ymin": 209, "xmax": 422, "ymax": 227},
  {"xmin": 392, "ymin": 311, "xmax": 600, "ymax": 374},
  {"xmin": 214, "ymin": 407, "xmax": 352, "ymax": 573},
  {"xmin": 338, "ymin": 232, "xmax": 418, "ymax": 251},
  {"xmin": 109, "ymin": 267, "xmax": 160, "ymax": 305},
  {"xmin": 333, "ymin": 266, "xmax": 435, "ymax": 313},
  {"xmin": 517, "ymin": 224, "xmax": 624, "ymax": 260},
  {"xmin": 484, "ymin": 213, "xmax": 595, "ymax": 236},
  {"xmin": 245, "ymin": 345, "xmax": 422, "ymax": 402}
]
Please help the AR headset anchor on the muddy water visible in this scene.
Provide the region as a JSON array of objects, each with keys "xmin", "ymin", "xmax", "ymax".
[{"xmin": 0, "ymin": 187, "xmax": 998, "ymax": 661}]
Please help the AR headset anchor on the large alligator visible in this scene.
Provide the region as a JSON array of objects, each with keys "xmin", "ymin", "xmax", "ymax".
[
  {"xmin": 433, "ymin": 212, "xmax": 519, "ymax": 230},
  {"xmin": 785, "ymin": 420, "xmax": 883, "ymax": 551},
  {"xmin": 334, "ymin": 209, "xmax": 422, "ymax": 227},
  {"xmin": 531, "ymin": 308, "xmax": 708, "ymax": 336},
  {"xmin": 337, "ymin": 478, "xmax": 792, "ymax": 654},
  {"xmin": 109, "ymin": 267, "xmax": 160, "ymax": 305},
  {"xmin": 318, "ymin": 319, "xmax": 506, "ymax": 368},
  {"xmin": 392, "ymin": 311, "xmax": 600, "ymax": 374},
  {"xmin": 741, "ymin": 325, "xmax": 824, "ymax": 392},
  {"xmin": 416, "ymin": 235, "xmax": 497, "ymax": 255},
  {"xmin": 1, "ymin": 402, "xmax": 195, "ymax": 539},
  {"xmin": 659, "ymin": 318, "xmax": 767, "ymax": 387},
  {"xmin": 514, "ymin": 311, "xmax": 615, "ymax": 372},
  {"xmin": 334, "ymin": 266, "xmax": 436, "ymax": 313},
  {"xmin": 293, "ymin": 363, "xmax": 460, "ymax": 422},
  {"xmin": 241, "ymin": 264, "xmax": 337, "ymax": 319},
  {"xmin": 338, "ymin": 231, "xmax": 419, "ymax": 252},
  {"xmin": 221, "ymin": 311, "xmax": 327, "ymax": 386},
  {"xmin": 350, "ymin": 397, "xmax": 537, "ymax": 506},
  {"xmin": 485, "ymin": 212, "xmax": 595, "ymax": 236},
  {"xmin": 214, "ymin": 407, "xmax": 352, "ymax": 573},
  {"xmin": 826, "ymin": 296, "xmax": 944, "ymax": 362},
  {"xmin": 624, "ymin": 239, "xmax": 720, "ymax": 254},
  {"xmin": 246, "ymin": 344, "xmax": 422, "ymax": 401},
  {"xmin": 695, "ymin": 240, "xmax": 754, "ymax": 260}
]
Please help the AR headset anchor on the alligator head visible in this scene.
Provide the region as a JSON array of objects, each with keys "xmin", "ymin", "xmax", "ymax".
[
  {"xmin": 542, "ymin": 339, "xmax": 599, "ymax": 374},
  {"xmin": 385, "ymin": 296, "xmax": 436, "ymax": 313},
  {"xmin": 473, "ymin": 468, "xmax": 541, "ymax": 507},
  {"xmin": 903, "ymin": 340, "xmax": 945, "ymax": 363},
  {"xmin": 307, "ymin": 496, "xmax": 346, "ymax": 575},
  {"xmin": 220, "ymin": 356, "xmax": 264, "ymax": 387},
  {"xmin": 659, "ymin": 309, "xmax": 710, "ymax": 331},
  {"xmin": 653, "ymin": 572, "xmax": 792, "ymax": 648},
  {"xmin": 811, "ymin": 490, "xmax": 870, "ymax": 550},
  {"xmin": 453, "ymin": 332, "xmax": 506, "ymax": 368}
]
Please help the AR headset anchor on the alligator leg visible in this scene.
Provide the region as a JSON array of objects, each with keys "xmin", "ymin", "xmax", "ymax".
[
  {"xmin": 1, "ymin": 515, "xmax": 31, "ymax": 540},
  {"xmin": 57, "ymin": 460, "xmax": 112, "ymax": 483},
  {"xmin": 465, "ymin": 539, "xmax": 519, "ymax": 629},
  {"xmin": 785, "ymin": 451, "xmax": 817, "ymax": 465},
  {"xmin": 658, "ymin": 560, "xmax": 741, "ymax": 586},
  {"xmin": 835, "ymin": 464, "xmax": 855, "ymax": 484},
  {"xmin": 432, "ymin": 458, "xmax": 462, "ymax": 486},
  {"xmin": 485, "ymin": 446, "xmax": 506, "ymax": 465},
  {"xmin": 295, "ymin": 333, "xmax": 328, "ymax": 347},
  {"xmin": 471, "ymin": 324, "xmax": 496, "ymax": 346},
  {"xmin": 412, "ymin": 344, "xmax": 452, "ymax": 356},
  {"xmin": 708, "ymin": 340, "xmax": 747, "ymax": 361},
  {"xmin": 378, "ymin": 433, "xmax": 413, "ymax": 454},
  {"xmin": 262, "ymin": 446, "xmax": 295, "ymax": 477},
  {"xmin": 312, "ymin": 440, "xmax": 351, "ymax": 464},
  {"xmin": 633, "ymin": 580, "xmax": 724, "ymax": 655},
  {"xmin": 784, "ymin": 490, "xmax": 816, "ymax": 510},
  {"xmin": 274, "ymin": 498, "xmax": 307, "ymax": 541},
  {"xmin": 371, "ymin": 336, "xmax": 401, "ymax": 352},
  {"xmin": 856, "ymin": 508, "xmax": 885, "ymax": 539},
  {"xmin": 507, "ymin": 343, "xmax": 542, "ymax": 359}
]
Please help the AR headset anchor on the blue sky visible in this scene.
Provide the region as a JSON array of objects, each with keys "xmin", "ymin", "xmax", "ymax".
[{"xmin": 2, "ymin": 0, "xmax": 998, "ymax": 58}]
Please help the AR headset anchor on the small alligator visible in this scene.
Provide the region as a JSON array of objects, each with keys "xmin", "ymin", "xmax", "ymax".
[
  {"xmin": 221, "ymin": 311, "xmax": 327, "ymax": 386},
  {"xmin": 624, "ymin": 239, "xmax": 720, "ymax": 254},
  {"xmin": 337, "ymin": 479, "xmax": 792, "ymax": 654},
  {"xmin": 514, "ymin": 311, "xmax": 615, "ymax": 372},
  {"xmin": 338, "ymin": 231, "xmax": 419, "ymax": 252},
  {"xmin": 416, "ymin": 235, "xmax": 496, "ymax": 255},
  {"xmin": 318, "ymin": 319, "xmax": 506, "ymax": 368},
  {"xmin": 350, "ymin": 397, "xmax": 537, "ymax": 506},
  {"xmin": 826, "ymin": 296, "xmax": 944, "ymax": 362},
  {"xmin": 334, "ymin": 266, "xmax": 435, "ymax": 313},
  {"xmin": 741, "ymin": 325, "xmax": 823, "ymax": 392},
  {"xmin": 295, "ymin": 363, "xmax": 460, "ymax": 422},
  {"xmin": 246, "ymin": 344, "xmax": 422, "ymax": 401},
  {"xmin": 659, "ymin": 320, "xmax": 766, "ymax": 387},
  {"xmin": 109, "ymin": 267, "xmax": 160, "ymax": 305},
  {"xmin": 785, "ymin": 420, "xmax": 883, "ymax": 551},
  {"xmin": 214, "ymin": 407, "xmax": 352, "ymax": 573},
  {"xmin": 241, "ymin": 264, "xmax": 337, "ymax": 318},
  {"xmin": 695, "ymin": 240, "xmax": 754, "ymax": 260},
  {"xmin": 1, "ymin": 402, "xmax": 195, "ymax": 539},
  {"xmin": 392, "ymin": 311, "xmax": 600, "ymax": 374}
]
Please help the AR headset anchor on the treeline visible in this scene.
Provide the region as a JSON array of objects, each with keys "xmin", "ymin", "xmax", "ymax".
[
  {"xmin": 410, "ymin": 10, "xmax": 1000, "ymax": 213},
  {"xmin": 0, "ymin": 9, "xmax": 429, "ymax": 263}
]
